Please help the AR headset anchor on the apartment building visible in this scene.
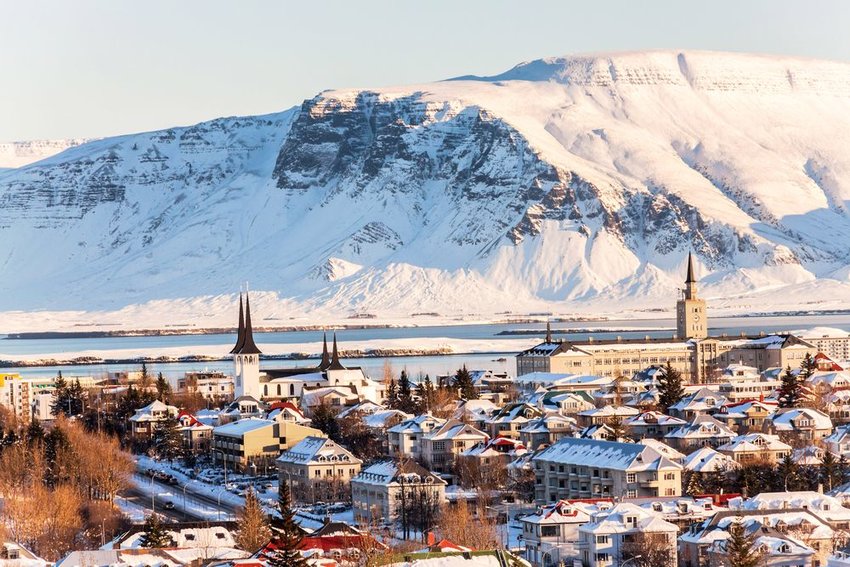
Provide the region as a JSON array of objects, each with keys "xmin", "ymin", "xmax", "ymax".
[
  {"xmin": 386, "ymin": 414, "xmax": 446, "ymax": 458},
  {"xmin": 483, "ymin": 402, "xmax": 543, "ymax": 440},
  {"xmin": 519, "ymin": 499, "xmax": 598, "ymax": 567},
  {"xmin": 276, "ymin": 436, "xmax": 362, "ymax": 504},
  {"xmin": 519, "ymin": 413, "xmax": 577, "ymax": 451},
  {"xmin": 177, "ymin": 371, "xmax": 234, "ymax": 401},
  {"xmin": 664, "ymin": 414, "xmax": 737, "ymax": 452},
  {"xmin": 533, "ymin": 438, "xmax": 683, "ymax": 503},
  {"xmin": 623, "ymin": 411, "xmax": 687, "ymax": 441},
  {"xmin": 212, "ymin": 418, "xmax": 322, "ymax": 473},
  {"xmin": 420, "ymin": 419, "xmax": 489, "ymax": 474}
]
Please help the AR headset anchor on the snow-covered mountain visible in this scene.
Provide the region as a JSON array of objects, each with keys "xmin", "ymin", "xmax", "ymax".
[
  {"xmin": 4, "ymin": 50, "xmax": 850, "ymax": 329},
  {"xmin": 0, "ymin": 138, "xmax": 93, "ymax": 169}
]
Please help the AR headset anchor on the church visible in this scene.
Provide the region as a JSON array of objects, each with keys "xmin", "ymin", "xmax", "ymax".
[
  {"xmin": 228, "ymin": 293, "xmax": 387, "ymax": 409},
  {"xmin": 516, "ymin": 253, "xmax": 817, "ymax": 383}
]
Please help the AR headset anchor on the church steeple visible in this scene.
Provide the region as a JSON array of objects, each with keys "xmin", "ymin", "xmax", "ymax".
[
  {"xmin": 676, "ymin": 252, "xmax": 707, "ymax": 341},
  {"xmin": 237, "ymin": 292, "xmax": 261, "ymax": 355},
  {"xmin": 230, "ymin": 294, "xmax": 245, "ymax": 354},
  {"xmin": 328, "ymin": 333, "xmax": 346, "ymax": 370},
  {"xmin": 684, "ymin": 252, "xmax": 698, "ymax": 300},
  {"xmin": 318, "ymin": 332, "xmax": 331, "ymax": 370}
]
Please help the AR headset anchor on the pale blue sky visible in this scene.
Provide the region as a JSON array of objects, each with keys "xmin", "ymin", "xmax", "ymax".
[{"xmin": 2, "ymin": 0, "xmax": 849, "ymax": 140}]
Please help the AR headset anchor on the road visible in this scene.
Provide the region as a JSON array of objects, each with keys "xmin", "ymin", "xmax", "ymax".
[{"xmin": 125, "ymin": 473, "xmax": 239, "ymax": 522}]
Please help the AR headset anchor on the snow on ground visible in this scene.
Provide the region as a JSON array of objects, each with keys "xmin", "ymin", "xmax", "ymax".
[{"xmin": 389, "ymin": 556, "xmax": 501, "ymax": 567}]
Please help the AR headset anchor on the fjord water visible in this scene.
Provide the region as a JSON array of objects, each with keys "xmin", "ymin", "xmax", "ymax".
[{"xmin": 2, "ymin": 314, "xmax": 849, "ymax": 380}]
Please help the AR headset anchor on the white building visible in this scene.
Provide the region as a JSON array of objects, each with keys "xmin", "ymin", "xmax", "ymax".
[
  {"xmin": 351, "ymin": 458, "xmax": 446, "ymax": 526},
  {"xmin": 578, "ymin": 502, "xmax": 678, "ymax": 567},
  {"xmin": 387, "ymin": 414, "xmax": 446, "ymax": 458}
]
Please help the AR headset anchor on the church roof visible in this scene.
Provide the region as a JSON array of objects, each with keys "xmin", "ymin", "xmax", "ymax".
[
  {"xmin": 686, "ymin": 252, "xmax": 696, "ymax": 284},
  {"xmin": 318, "ymin": 332, "xmax": 331, "ymax": 370},
  {"xmin": 229, "ymin": 295, "xmax": 245, "ymax": 354},
  {"xmin": 236, "ymin": 293, "xmax": 261, "ymax": 355},
  {"xmin": 327, "ymin": 333, "xmax": 346, "ymax": 370}
]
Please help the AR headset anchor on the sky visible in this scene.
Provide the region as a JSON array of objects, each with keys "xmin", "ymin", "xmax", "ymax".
[{"xmin": 2, "ymin": 0, "xmax": 850, "ymax": 141}]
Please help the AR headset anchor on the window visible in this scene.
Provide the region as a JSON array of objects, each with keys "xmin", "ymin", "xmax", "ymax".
[
  {"xmin": 595, "ymin": 553, "xmax": 610, "ymax": 562},
  {"xmin": 596, "ymin": 535, "xmax": 609, "ymax": 544},
  {"xmin": 626, "ymin": 473, "xmax": 636, "ymax": 483},
  {"xmin": 664, "ymin": 472, "xmax": 676, "ymax": 480}
]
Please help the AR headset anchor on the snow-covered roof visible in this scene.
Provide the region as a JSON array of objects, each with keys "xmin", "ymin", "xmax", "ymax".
[
  {"xmin": 638, "ymin": 439, "xmax": 685, "ymax": 461},
  {"xmin": 769, "ymin": 407, "xmax": 833, "ymax": 431},
  {"xmin": 624, "ymin": 411, "xmax": 686, "ymax": 427},
  {"xmin": 362, "ymin": 409, "xmax": 412, "ymax": 429},
  {"xmin": 353, "ymin": 458, "xmax": 446, "ymax": 488},
  {"xmin": 387, "ymin": 414, "xmax": 446, "ymax": 435},
  {"xmin": 534, "ymin": 437, "xmax": 682, "ymax": 472},
  {"xmin": 717, "ymin": 433, "xmax": 791, "ymax": 454},
  {"xmin": 682, "ymin": 447, "xmax": 739, "ymax": 472},
  {"xmin": 578, "ymin": 405, "xmax": 640, "ymax": 418},
  {"xmin": 212, "ymin": 417, "xmax": 274, "ymax": 438},
  {"xmin": 669, "ymin": 387, "xmax": 727, "ymax": 412},
  {"xmin": 665, "ymin": 414, "xmax": 736, "ymax": 440},
  {"xmin": 425, "ymin": 419, "xmax": 488, "ymax": 441},
  {"xmin": 731, "ymin": 491, "xmax": 850, "ymax": 521},
  {"xmin": 579, "ymin": 502, "xmax": 678, "ymax": 535},
  {"xmin": 129, "ymin": 400, "xmax": 178, "ymax": 422},
  {"xmin": 276, "ymin": 435, "xmax": 361, "ymax": 465}
]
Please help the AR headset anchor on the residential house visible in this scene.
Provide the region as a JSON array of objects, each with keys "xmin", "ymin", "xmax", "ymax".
[
  {"xmin": 276, "ymin": 436, "xmax": 363, "ymax": 504},
  {"xmin": 714, "ymin": 400, "xmax": 778, "ymax": 433},
  {"xmin": 668, "ymin": 388, "xmax": 727, "ymax": 421},
  {"xmin": 623, "ymin": 411, "xmax": 687, "ymax": 440},
  {"xmin": 717, "ymin": 433, "xmax": 792, "ymax": 465},
  {"xmin": 519, "ymin": 499, "xmax": 600, "ymax": 567},
  {"xmin": 519, "ymin": 413, "xmax": 577, "ymax": 451},
  {"xmin": 533, "ymin": 438, "xmax": 683, "ymax": 502},
  {"xmin": 177, "ymin": 371, "xmax": 234, "ymax": 401},
  {"xmin": 664, "ymin": 414, "xmax": 737, "ymax": 452},
  {"xmin": 387, "ymin": 414, "xmax": 446, "ymax": 458},
  {"xmin": 484, "ymin": 402, "xmax": 543, "ymax": 440},
  {"xmin": 128, "ymin": 400, "xmax": 179, "ymax": 441},
  {"xmin": 682, "ymin": 447, "xmax": 739, "ymax": 475},
  {"xmin": 578, "ymin": 502, "xmax": 678, "ymax": 567},
  {"xmin": 576, "ymin": 405, "xmax": 640, "ymax": 428},
  {"xmin": 351, "ymin": 458, "xmax": 447, "ymax": 526},
  {"xmin": 767, "ymin": 407, "xmax": 834, "ymax": 443},
  {"xmin": 176, "ymin": 411, "xmax": 213, "ymax": 453},
  {"xmin": 420, "ymin": 419, "xmax": 489, "ymax": 474}
]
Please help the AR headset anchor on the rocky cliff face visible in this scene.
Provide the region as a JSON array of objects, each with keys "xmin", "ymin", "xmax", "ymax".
[{"xmin": 3, "ymin": 50, "xmax": 850, "ymax": 320}]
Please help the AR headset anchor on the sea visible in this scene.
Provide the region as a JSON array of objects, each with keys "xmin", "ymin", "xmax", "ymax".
[{"xmin": 1, "ymin": 314, "xmax": 848, "ymax": 383}]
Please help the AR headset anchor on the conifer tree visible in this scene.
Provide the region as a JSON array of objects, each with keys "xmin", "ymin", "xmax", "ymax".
[
  {"xmin": 397, "ymin": 370, "xmax": 416, "ymax": 413},
  {"xmin": 417, "ymin": 374, "xmax": 435, "ymax": 412},
  {"xmin": 454, "ymin": 365, "xmax": 478, "ymax": 400},
  {"xmin": 44, "ymin": 423, "xmax": 69, "ymax": 487},
  {"xmin": 268, "ymin": 481, "xmax": 308, "ymax": 567},
  {"xmin": 155, "ymin": 414, "xmax": 184, "ymax": 463},
  {"xmin": 140, "ymin": 513, "xmax": 172, "ymax": 548},
  {"xmin": 387, "ymin": 379, "xmax": 398, "ymax": 408},
  {"xmin": 50, "ymin": 372, "xmax": 69, "ymax": 417},
  {"xmin": 657, "ymin": 361, "xmax": 685, "ymax": 412},
  {"xmin": 155, "ymin": 372, "xmax": 172, "ymax": 402},
  {"xmin": 724, "ymin": 519, "xmax": 763, "ymax": 567},
  {"xmin": 778, "ymin": 453, "xmax": 800, "ymax": 491},
  {"xmin": 26, "ymin": 418, "xmax": 45, "ymax": 447},
  {"xmin": 235, "ymin": 488, "xmax": 271, "ymax": 553},
  {"xmin": 310, "ymin": 402, "xmax": 341, "ymax": 442},
  {"xmin": 821, "ymin": 450, "xmax": 842, "ymax": 491},
  {"xmin": 778, "ymin": 365, "xmax": 802, "ymax": 408}
]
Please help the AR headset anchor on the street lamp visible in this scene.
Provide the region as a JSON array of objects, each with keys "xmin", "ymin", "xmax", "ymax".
[{"xmin": 622, "ymin": 555, "xmax": 643, "ymax": 567}]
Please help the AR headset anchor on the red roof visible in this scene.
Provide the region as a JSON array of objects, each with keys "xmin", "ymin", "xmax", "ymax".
[
  {"xmin": 177, "ymin": 411, "xmax": 204, "ymax": 427},
  {"xmin": 268, "ymin": 401, "xmax": 305, "ymax": 417}
]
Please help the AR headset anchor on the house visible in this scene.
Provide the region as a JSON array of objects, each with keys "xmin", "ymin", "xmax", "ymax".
[
  {"xmin": 420, "ymin": 419, "xmax": 489, "ymax": 474},
  {"xmin": 825, "ymin": 425, "xmax": 850, "ymax": 458},
  {"xmin": 351, "ymin": 458, "xmax": 446, "ymax": 526},
  {"xmin": 576, "ymin": 405, "xmax": 640, "ymax": 428},
  {"xmin": 259, "ymin": 520, "xmax": 385, "ymax": 565},
  {"xmin": 0, "ymin": 541, "xmax": 48, "ymax": 566},
  {"xmin": 128, "ymin": 400, "xmax": 179, "ymax": 440},
  {"xmin": 680, "ymin": 510, "xmax": 828, "ymax": 567},
  {"xmin": 519, "ymin": 499, "xmax": 600, "ymax": 567},
  {"xmin": 387, "ymin": 414, "xmax": 446, "ymax": 458},
  {"xmin": 537, "ymin": 390, "xmax": 595, "ymax": 415},
  {"xmin": 212, "ymin": 418, "xmax": 323, "ymax": 473},
  {"xmin": 484, "ymin": 402, "xmax": 543, "ymax": 439},
  {"xmin": 300, "ymin": 386, "xmax": 361, "ymax": 416},
  {"xmin": 668, "ymin": 388, "xmax": 727, "ymax": 420},
  {"xmin": 731, "ymin": 491, "xmax": 850, "ymax": 532},
  {"xmin": 767, "ymin": 407, "xmax": 834, "ymax": 443},
  {"xmin": 177, "ymin": 371, "xmax": 234, "ymax": 401},
  {"xmin": 218, "ymin": 395, "xmax": 265, "ymax": 424},
  {"xmin": 533, "ymin": 438, "xmax": 683, "ymax": 502},
  {"xmin": 623, "ymin": 411, "xmax": 687, "ymax": 440},
  {"xmin": 459, "ymin": 437, "xmax": 527, "ymax": 480},
  {"xmin": 637, "ymin": 439, "xmax": 685, "ymax": 463},
  {"xmin": 266, "ymin": 401, "xmax": 310, "ymax": 424},
  {"xmin": 714, "ymin": 400, "xmax": 778, "ymax": 433},
  {"xmin": 716, "ymin": 433, "xmax": 792, "ymax": 464},
  {"xmin": 577, "ymin": 502, "xmax": 678, "ymax": 567},
  {"xmin": 664, "ymin": 414, "xmax": 737, "ymax": 452},
  {"xmin": 519, "ymin": 413, "xmax": 577, "ymax": 450},
  {"xmin": 276, "ymin": 436, "xmax": 363, "ymax": 504},
  {"xmin": 176, "ymin": 411, "xmax": 213, "ymax": 453},
  {"xmin": 682, "ymin": 447, "xmax": 739, "ymax": 475},
  {"xmin": 452, "ymin": 399, "xmax": 499, "ymax": 429}
]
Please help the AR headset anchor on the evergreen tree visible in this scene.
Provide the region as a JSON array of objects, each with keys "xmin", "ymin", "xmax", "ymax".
[
  {"xmin": 155, "ymin": 372, "xmax": 172, "ymax": 402},
  {"xmin": 387, "ymin": 379, "xmax": 398, "ymax": 408},
  {"xmin": 44, "ymin": 423, "xmax": 69, "ymax": 487},
  {"xmin": 50, "ymin": 372, "xmax": 69, "ymax": 417},
  {"xmin": 397, "ymin": 370, "xmax": 416, "ymax": 413},
  {"xmin": 235, "ymin": 488, "xmax": 272, "ymax": 552},
  {"xmin": 657, "ymin": 361, "xmax": 685, "ymax": 412},
  {"xmin": 140, "ymin": 513, "xmax": 172, "ymax": 548},
  {"xmin": 778, "ymin": 365, "xmax": 802, "ymax": 408},
  {"xmin": 26, "ymin": 418, "xmax": 45, "ymax": 447},
  {"xmin": 606, "ymin": 415, "xmax": 626, "ymax": 442},
  {"xmin": 67, "ymin": 378, "xmax": 85, "ymax": 416},
  {"xmin": 800, "ymin": 352, "xmax": 817, "ymax": 381},
  {"xmin": 417, "ymin": 374, "xmax": 435, "ymax": 413},
  {"xmin": 724, "ymin": 519, "xmax": 763, "ymax": 567},
  {"xmin": 777, "ymin": 453, "xmax": 800, "ymax": 492},
  {"xmin": 310, "ymin": 402, "xmax": 341, "ymax": 442},
  {"xmin": 154, "ymin": 415, "xmax": 184, "ymax": 463},
  {"xmin": 685, "ymin": 470, "xmax": 705, "ymax": 496},
  {"xmin": 821, "ymin": 450, "xmax": 842, "ymax": 491},
  {"xmin": 454, "ymin": 365, "xmax": 478, "ymax": 400},
  {"xmin": 139, "ymin": 362, "xmax": 151, "ymax": 390},
  {"xmin": 268, "ymin": 481, "xmax": 308, "ymax": 567},
  {"xmin": 839, "ymin": 455, "xmax": 850, "ymax": 487}
]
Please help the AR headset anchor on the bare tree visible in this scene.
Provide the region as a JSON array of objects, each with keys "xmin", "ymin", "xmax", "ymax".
[
  {"xmin": 620, "ymin": 531, "xmax": 677, "ymax": 567},
  {"xmin": 438, "ymin": 499, "xmax": 499, "ymax": 549}
]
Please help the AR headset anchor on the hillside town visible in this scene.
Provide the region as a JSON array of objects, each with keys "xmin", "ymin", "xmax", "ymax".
[{"xmin": 4, "ymin": 256, "xmax": 850, "ymax": 567}]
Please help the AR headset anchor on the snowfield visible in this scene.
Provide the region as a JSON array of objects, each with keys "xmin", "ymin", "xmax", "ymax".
[{"xmin": 4, "ymin": 50, "xmax": 850, "ymax": 331}]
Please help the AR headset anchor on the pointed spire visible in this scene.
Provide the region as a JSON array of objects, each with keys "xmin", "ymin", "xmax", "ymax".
[
  {"xmin": 328, "ymin": 332, "xmax": 346, "ymax": 370},
  {"xmin": 237, "ymin": 292, "xmax": 262, "ymax": 355},
  {"xmin": 686, "ymin": 252, "xmax": 696, "ymax": 284},
  {"xmin": 545, "ymin": 321, "xmax": 553, "ymax": 343},
  {"xmin": 318, "ymin": 331, "xmax": 331, "ymax": 370},
  {"xmin": 230, "ymin": 294, "xmax": 245, "ymax": 354}
]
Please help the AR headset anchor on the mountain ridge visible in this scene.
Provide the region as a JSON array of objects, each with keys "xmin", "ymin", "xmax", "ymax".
[{"xmin": 2, "ymin": 50, "xmax": 850, "ymax": 329}]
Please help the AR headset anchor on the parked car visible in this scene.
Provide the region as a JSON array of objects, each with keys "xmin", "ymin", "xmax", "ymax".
[{"xmin": 163, "ymin": 501, "xmax": 175, "ymax": 510}]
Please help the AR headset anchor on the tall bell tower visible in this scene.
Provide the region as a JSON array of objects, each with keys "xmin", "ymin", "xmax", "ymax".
[
  {"xmin": 231, "ymin": 292, "xmax": 262, "ymax": 399},
  {"xmin": 676, "ymin": 253, "xmax": 708, "ymax": 340}
]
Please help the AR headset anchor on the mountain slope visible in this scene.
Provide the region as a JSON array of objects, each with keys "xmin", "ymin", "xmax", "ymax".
[
  {"xmin": 3, "ymin": 50, "xmax": 850, "ymax": 328},
  {"xmin": 0, "ymin": 139, "xmax": 93, "ymax": 169}
]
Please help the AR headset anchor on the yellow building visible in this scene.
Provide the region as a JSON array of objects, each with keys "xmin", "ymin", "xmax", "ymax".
[{"xmin": 212, "ymin": 418, "xmax": 323, "ymax": 473}]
